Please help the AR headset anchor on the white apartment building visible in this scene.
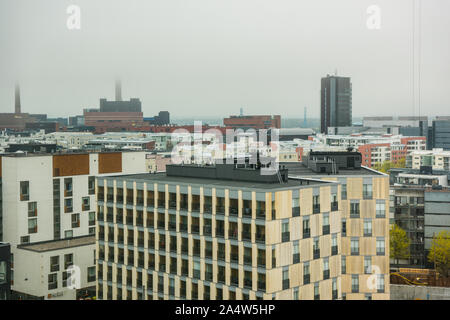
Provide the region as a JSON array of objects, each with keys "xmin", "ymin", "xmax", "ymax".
[
  {"xmin": 0, "ymin": 151, "xmax": 147, "ymax": 299},
  {"xmin": 408, "ymin": 149, "xmax": 450, "ymax": 171}
]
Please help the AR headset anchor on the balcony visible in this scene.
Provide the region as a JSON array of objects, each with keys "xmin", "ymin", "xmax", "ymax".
[
  {"xmin": 229, "ymin": 207, "xmax": 238, "ymax": 216},
  {"xmin": 255, "ymin": 233, "xmax": 265, "ymax": 244},
  {"xmin": 228, "ymin": 228, "xmax": 238, "ymax": 240},
  {"xmin": 230, "ymin": 254, "xmax": 239, "ymax": 263},
  {"xmin": 257, "ymin": 281, "xmax": 265, "ymax": 291},
  {"xmin": 244, "ymin": 255, "xmax": 252, "ymax": 265},
  {"xmin": 231, "ymin": 277, "xmax": 239, "ymax": 286},
  {"xmin": 180, "ymin": 224, "xmax": 188, "ymax": 233},
  {"xmin": 256, "ymin": 209, "xmax": 265, "ymax": 220},
  {"xmin": 243, "ymin": 207, "xmax": 252, "ymax": 218},
  {"xmin": 136, "ymin": 218, "xmax": 144, "ymax": 227},
  {"xmin": 244, "ymin": 278, "xmax": 252, "ymax": 289},
  {"xmin": 216, "ymin": 228, "xmax": 224, "ymax": 238},
  {"xmin": 216, "ymin": 206, "xmax": 225, "ymax": 214},
  {"xmin": 169, "ymin": 201, "xmax": 177, "ymax": 209},
  {"xmin": 191, "ymin": 225, "xmax": 200, "ymax": 234},
  {"xmin": 205, "ymin": 273, "xmax": 213, "ymax": 282},
  {"xmin": 203, "ymin": 225, "xmax": 212, "ymax": 236},
  {"xmin": 168, "ymin": 222, "xmax": 177, "ymax": 231},
  {"xmin": 257, "ymin": 258, "xmax": 265, "ymax": 268},
  {"xmin": 192, "ymin": 203, "xmax": 200, "ymax": 212}
]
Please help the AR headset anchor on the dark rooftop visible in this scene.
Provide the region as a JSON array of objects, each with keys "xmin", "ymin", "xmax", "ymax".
[
  {"xmin": 17, "ymin": 236, "xmax": 95, "ymax": 252},
  {"xmin": 106, "ymin": 171, "xmax": 333, "ymax": 191},
  {"xmin": 281, "ymin": 162, "xmax": 385, "ymax": 177}
]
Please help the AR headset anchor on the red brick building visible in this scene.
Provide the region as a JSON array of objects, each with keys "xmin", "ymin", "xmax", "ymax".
[{"xmin": 223, "ymin": 115, "xmax": 281, "ymax": 130}]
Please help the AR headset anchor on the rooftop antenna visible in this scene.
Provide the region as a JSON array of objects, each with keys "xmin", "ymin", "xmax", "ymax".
[
  {"xmin": 15, "ymin": 83, "xmax": 21, "ymax": 114},
  {"xmin": 240, "ymin": 107, "xmax": 244, "ymax": 117},
  {"xmin": 115, "ymin": 79, "xmax": 122, "ymax": 101}
]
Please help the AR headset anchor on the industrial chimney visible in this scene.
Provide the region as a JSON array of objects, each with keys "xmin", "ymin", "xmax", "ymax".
[
  {"xmin": 15, "ymin": 83, "xmax": 21, "ymax": 114},
  {"xmin": 115, "ymin": 79, "xmax": 122, "ymax": 101}
]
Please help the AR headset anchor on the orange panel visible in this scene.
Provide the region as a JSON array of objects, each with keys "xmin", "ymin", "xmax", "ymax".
[
  {"xmin": 98, "ymin": 152, "xmax": 122, "ymax": 174},
  {"xmin": 53, "ymin": 154, "xmax": 90, "ymax": 177}
]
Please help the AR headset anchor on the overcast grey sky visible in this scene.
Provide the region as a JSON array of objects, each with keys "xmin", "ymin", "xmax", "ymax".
[{"xmin": 0, "ymin": 0, "xmax": 449, "ymax": 119}]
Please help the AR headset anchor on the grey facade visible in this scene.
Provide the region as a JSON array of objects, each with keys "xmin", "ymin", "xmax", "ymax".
[
  {"xmin": 424, "ymin": 188, "xmax": 450, "ymax": 268},
  {"xmin": 0, "ymin": 243, "xmax": 11, "ymax": 300},
  {"xmin": 430, "ymin": 119, "xmax": 450, "ymax": 151},
  {"xmin": 320, "ymin": 75, "xmax": 352, "ymax": 134},
  {"xmin": 99, "ymin": 98, "xmax": 142, "ymax": 113}
]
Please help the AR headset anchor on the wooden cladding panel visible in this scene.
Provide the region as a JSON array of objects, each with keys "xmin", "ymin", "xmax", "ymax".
[
  {"xmin": 53, "ymin": 154, "xmax": 90, "ymax": 177},
  {"xmin": 99, "ymin": 152, "xmax": 122, "ymax": 174}
]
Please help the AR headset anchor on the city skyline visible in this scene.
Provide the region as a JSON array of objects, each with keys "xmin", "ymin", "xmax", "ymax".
[{"xmin": 1, "ymin": 0, "xmax": 450, "ymax": 118}]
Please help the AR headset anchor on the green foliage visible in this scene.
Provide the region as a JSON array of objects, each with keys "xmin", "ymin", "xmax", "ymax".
[
  {"xmin": 373, "ymin": 157, "xmax": 406, "ymax": 174},
  {"xmin": 390, "ymin": 224, "xmax": 410, "ymax": 265},
  {"xmin": 428, "ymin": 230, "xmax": 450, "ymax": 277}
]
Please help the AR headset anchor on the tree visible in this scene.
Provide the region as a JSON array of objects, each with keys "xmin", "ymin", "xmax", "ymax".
[
  {"xmin": 390, "ymin": 224, "xmax": 410, "ymax": 266},
  {"xmin": 428, "ymin": 230, "xmax": 450, "ymax": 278},
  {"xmin": 373, "ymin": 157, "xmax": 406, "ymax": 174}
]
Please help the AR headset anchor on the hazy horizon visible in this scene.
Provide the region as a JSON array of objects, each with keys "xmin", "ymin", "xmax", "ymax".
[{"xmin": 1, "ymin": 0, "xmax": 449, "ymax": 119}]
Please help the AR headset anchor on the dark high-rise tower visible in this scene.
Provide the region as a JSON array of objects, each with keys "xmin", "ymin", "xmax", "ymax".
[
  {"xmin": 320, "ymin": 75, "xmax": 352, "ymax": 133},
  {"xmin": 15, "ymin": 83, "xmax": 21, "ymax": 114}
]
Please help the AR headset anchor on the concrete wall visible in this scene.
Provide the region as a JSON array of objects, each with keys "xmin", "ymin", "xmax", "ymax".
[{"xmin": 390, "ymin": 284, "xmax": 450, "ymax": 300}]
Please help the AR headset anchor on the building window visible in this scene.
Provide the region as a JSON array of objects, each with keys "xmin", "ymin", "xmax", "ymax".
[
  {"xmin": 341, "ymin": 184, "xmax": 347, "ymax": 200},
  {"xmin": 48, "ymin": 273, "xmax": 58, "ymax": 290},
  {"xmin": 303, "ymin": 216, "xmax": 310, "ymax": 239},
  {"xmin": 341, "ymin": 256, "xmax": 346, "ymax": 274},
  {"xmin": 332, "ymin": 278, "xmax": 338, "ymax": 300},
  {"xmin": 89, "ymin": 211, "xmax": 96, "ymax": 226},
  {"xmin": 88, "ymin": 176, "xmax": 95, "ymax": 195},
  {"xmin": 323, "ymin": 258, "xmax": 330, "ymax": 280},
  {"xmin": 376, "ymin": 201, "xmax": 386, "ymax": 218},
  {"xmin": 376, "ymin": 237, "xmax": 385, "ymax": 256},
  {"xmin": 331, "ymin": 234, "xmax": 338, "ymax": 255},
  {"xmin": 303, "ymin": 262, "xmax": 310, "ymax": 285},
  {"xmin": 363, "ymin": 219, "xmax": 372, "ymax": 237},
  {"xmin": 342, "ymin": 219, "xmax": 346, "ymax": 237},
  {"xmin": 377, "ymin": 275, "xmax": 385, "ymax": 293},
  {"xmin": 293, "ymin": 287, "xmax": 299, "ymax": 300},
  {"xmin": 50, "ymin": 256, "xmax": 60, "ymax": 272},
  {"xmin": 364, "ymin": 256, "xmax": 372, "ymax": 274},
  {"xmin": 64, "ymin": 178, "xmax": 73, "ymax": 197},
  {"xmin": 313, "ymin": 237, "xmax": 320, "ymax": 259},
  {"xmin": 363, "ymin": 183, "xmax": 373, "ymax": 199},
  {"xmin": 21, "ymin": 236, "xmax": 30, "ymax": 244},
  {"xmin": 82, "ymin": 197, "xmax": 90, "ymax": 211},
  {"xmin": 64, "ymin": 198, "xmax": 73, "ymax": 213},
  {"xmin": 65, "ymin": 253, "xmax": 73, "ymax": 269},
  {"xmin": 350, "ymin": 201, "xmax": 360, "ymax": 217},
  {"xmin": 282, "ymin": 268, "xmax": 289, "ymax": 290},
  {"xmin": 351, "ymin": 238, "xmax": 359, "ymax": 255},
  {"xmin": 28, "ymin": 218, "xmax": 38, "ymax": 234},
  {"xmin": 313, "ymin": 195, "xmax": 320, "ymax": 213},
  {"xmin": 322, "ymin": 213, "xmax": 330, "ymax": 235},
  {"xmin": 314, "ymin": 282, "xmax": 320, "ymax": 300},
  {"xmin": 293, "ymin": 241, "xmax": 300, "ymax": 264},
  {"xmin": 365, "ymin": 293, "xmax": 372, "ymax": 300},
  {"xmin": 331, "ymin": 193, "xmax": 338, "ymax": 211},
  {"xmin": 72, "ymin": 213, "xmax": 80, "ymax": 228},
  {"xmin": 282, "ymin": 220, "xmax": 290, "ymax": 242},
  {"xmin": 292, "ymin": 198, "xmax": 300, "ymax": 217},
  {"xmin": 28, "ymin": 202, "xmax": 38, "ymax": 217},
  {"xmin": 20, "ymin": 181, "xmax": 30, "ymax": 201},
  {"xmin": 87, "ymin": 266, "xmax": 96, "ymax": 282},
  {"xmin": 351, "ymin": 275, "xmax": 359, "ymax": 293}
]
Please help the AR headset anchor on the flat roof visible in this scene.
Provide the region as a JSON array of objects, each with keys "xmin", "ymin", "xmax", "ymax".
[
  {"xmin": 17, "ymin": 236, "xmax": 95, "ymax": 253},
  {"xmin": 280, "ymin": 162, "xmax": 385, "ymax": 177},
  {"xmin": 104, "ymin": 171, "xmax": 334, "ymax": 191}
]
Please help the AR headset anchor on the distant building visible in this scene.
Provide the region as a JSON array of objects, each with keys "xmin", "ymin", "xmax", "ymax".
[
  {"xmin": 83, "ymin": 81, "xmax": 145, "ymax": 133},
  {"xmin": 223, "ymin": 114, "xmax": 281, "ymax": 130},
  {"xmin": 144, "ymin": 111, "xmax": 170, "ymax": 126},
  {"xmin": 320, "ymin": 75, "xmax": 352, "ymax": 134},
  {"xmin": 278, "ymin": 128, "xmax": 314, "ymax": 141},
  {"xmin": 429, "ymin": 117, "xmax": 450, "ymax": 151},
  {"xmin": 407, "ymin": 149, "xmax": 450, "ymax": 171}
]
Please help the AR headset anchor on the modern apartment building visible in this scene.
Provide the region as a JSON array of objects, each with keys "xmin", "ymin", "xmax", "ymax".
[
  {"xmin": 429, "ymin": 118, "xmax": 450, "ymax": 151},
  {"xmin": 389, "ymin": 167, "xmax": 450, "ymax": 268},
  {"xmin": 407, "ymin": 149, "xmax": 450, "ymax": 171},
  {"xmin": 320, "ymin": 75, "xmax": 352, "ymax": 133},
  {"xmin": 96, "ymin": 151, "xmax": 390, "ymax": 300},
  {"xmin": 0, "ymin": 151, "xmax": 147, "ymax": 299},
  {"xmin": 96, "ymin": 157, "xmax": 344, "ymax": 300},
  {"xmin": 284, "ymin": 151, "xmax": 390, "ymax": 300}
]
